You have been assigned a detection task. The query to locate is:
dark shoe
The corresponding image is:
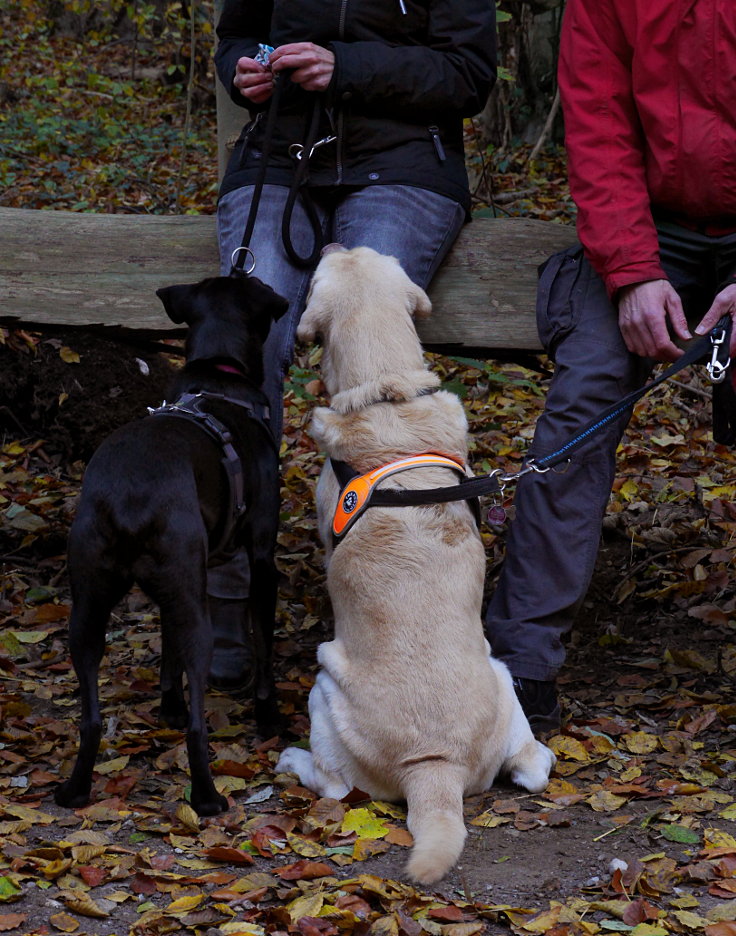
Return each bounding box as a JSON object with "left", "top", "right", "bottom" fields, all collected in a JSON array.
[
  {"left": 512, "top": 677, "right": 561, "bottom": 737},
  {"left": 208, "top": 597, "right": 253, "bottom": 692}
]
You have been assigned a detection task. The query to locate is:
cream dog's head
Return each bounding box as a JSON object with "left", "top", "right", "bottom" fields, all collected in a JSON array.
[{"left": 297, "top": 247, "right": 434, "bottom": 408}]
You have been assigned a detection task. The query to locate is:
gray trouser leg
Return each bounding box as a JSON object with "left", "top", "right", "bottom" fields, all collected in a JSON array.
[{"left": 485, "top": 251, "right": 650, "bottom": 681}]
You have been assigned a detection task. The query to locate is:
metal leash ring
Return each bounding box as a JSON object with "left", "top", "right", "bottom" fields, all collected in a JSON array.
[{"left": 230, "top": 246, "right": 256, "bottom": 276}]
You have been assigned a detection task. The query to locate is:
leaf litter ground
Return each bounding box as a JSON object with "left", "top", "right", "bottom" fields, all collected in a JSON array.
[
  {"left": 1, "top": 6, "right": 735, "bottom": 932},
  {"left": 1, "top": 331, "right": 735, "bottom": 936}
]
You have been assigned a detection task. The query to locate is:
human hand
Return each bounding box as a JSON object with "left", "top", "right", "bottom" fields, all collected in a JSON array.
[
  {"left": 234, "top": 56, "right": 274, "bottom": 104},
  {"left": 268, "top": 42, "right": 335, "bottom": 92},
  {"left": 694, "top": 284, "right": 736, "bottom": 355},
  {"left": 617, "top": 279, "right": 690, "bottom": 361}
]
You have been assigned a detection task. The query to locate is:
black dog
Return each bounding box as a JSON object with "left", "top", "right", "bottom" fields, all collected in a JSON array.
[{"left": 55, "top": 273, "right": 288, "bottom": 816}]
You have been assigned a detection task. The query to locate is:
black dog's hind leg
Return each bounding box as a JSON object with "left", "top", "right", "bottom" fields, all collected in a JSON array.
[
  {"left": 55, "top": 580, "right": 124, "bottom": 808},
  {"left": 159, "top": 594, "right": 228, "bottom": 816},
  {"left": 159, "top": 637, "right": 188, "bottom": 730},
  {"left": 248, "top": 549, "right": 281, "bottom": 736}
]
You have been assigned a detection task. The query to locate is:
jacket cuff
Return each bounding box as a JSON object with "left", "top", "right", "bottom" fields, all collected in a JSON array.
[{"left": 605, "top": 262, "right": 668, "bottom": 301}]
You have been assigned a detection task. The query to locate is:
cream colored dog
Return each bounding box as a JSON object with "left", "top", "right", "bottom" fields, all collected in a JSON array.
[{"left": 277, "top": 246, "right": 554, "bottom": 885}]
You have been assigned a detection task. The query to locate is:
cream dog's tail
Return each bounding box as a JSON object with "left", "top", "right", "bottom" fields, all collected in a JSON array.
[{"left": 403, "top": 762, "right": 467, "bottom": 885}]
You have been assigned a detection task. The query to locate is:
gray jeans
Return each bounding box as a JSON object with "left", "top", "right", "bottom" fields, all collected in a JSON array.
[{"left": 485, "top": 221, "right": 736, "bottom": 681}]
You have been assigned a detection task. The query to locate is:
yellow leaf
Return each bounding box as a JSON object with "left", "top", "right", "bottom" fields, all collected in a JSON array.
[
  {"left": 219, "top": 924, "right": 266, "bottom": 936},
  {"left": 1, "top": 804, "right": 56, "bottom": 824},
  {"left": 720, "top": 804, "right": 736, "bottom": 820},
  {"left": 48, "top": 912, "right": 80, "bottom": 932},
  {"left": 587, "top": 791, "right": 627, "bottom": 813},
  {"left": 341, "top": 808, "right": 389, "bottom": 839},
  {"left": 10, "top": 630, "right": 49, "bottom": 644},
  {"left": 673, "top": 910, "right": 712, "bottom": 929},
  {"left": 286, "top": 832, "right": 325, "bottom": 858},
  {"left": 704, "top": 829, "right": 736, "bottom": 850},
  {"left": 166, "top": 894, "right": 204, "bottom": 913},
  {"left": 619, "top": 479, "right": 639, "bottom": 501},
  {"left": 70, "top": 846, "right": 106, "bottom": 864},
  {"left": 623, "top": 731, "right": 660, "bottom": 754},
  {"left": 520, "top": 905, "right": 563, "bottom": 933},
  {"left": 286, "top": 893, "right": 324, "bottom": 923},
  {"left": 548, "top": 736, "right": 590, "bottom": 762},
  {"left": 175, "top": 803, "right": 200, "bottom": 832},
  {"left": 94, "top": 756, "right": 129, "bottom": 775},
  {"left": 59, "top": 347, "right": 80, "bottom": 364},
  {"left": 353, "top": 839, "right": 389, "bottom": 860},
  {"left": 366, "top": 915, "right": 398, "bottom": 936},
  {"left": 60, "top": 892, "right": 109, "bottom": 919},
  {"left": 470, "top": 811, "right": 511, "bottom": 828}
]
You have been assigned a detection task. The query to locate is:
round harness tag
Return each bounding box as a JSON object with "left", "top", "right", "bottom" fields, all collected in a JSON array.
[{"left": 343, "top": 490, "right": 358, "bottom": 513}]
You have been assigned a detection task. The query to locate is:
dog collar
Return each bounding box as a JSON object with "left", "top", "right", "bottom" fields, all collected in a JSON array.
[{"left": 331, "top": 452, "right": 469, "bottom": 542}]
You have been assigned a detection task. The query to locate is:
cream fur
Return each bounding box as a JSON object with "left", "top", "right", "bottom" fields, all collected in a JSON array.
[{"left": 279, "top": 247, "right": 555, "bottom": 886}]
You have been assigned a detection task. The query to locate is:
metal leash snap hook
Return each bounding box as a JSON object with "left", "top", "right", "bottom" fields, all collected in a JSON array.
[
  {"left": 230, "top": 246, "right": 256, "bottom": 276},
  {"left": 707, "top": 324, "right": 730, "bottom": 383},
  {"left": 308, "top": 134, "right": 337, "bottom": 159}
]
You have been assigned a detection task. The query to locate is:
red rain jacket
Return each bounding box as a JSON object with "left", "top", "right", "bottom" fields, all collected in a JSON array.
[{"left": 559, "top": 0, "right": 736, "bottom": 297}]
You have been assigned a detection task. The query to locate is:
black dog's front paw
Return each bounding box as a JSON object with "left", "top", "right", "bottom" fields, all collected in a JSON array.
[
  {"left": 54, "top": 781, "right": 91, "bottom": 809},
  {"left": 192, "top": 792, "right": 229, "bottom": 817}
]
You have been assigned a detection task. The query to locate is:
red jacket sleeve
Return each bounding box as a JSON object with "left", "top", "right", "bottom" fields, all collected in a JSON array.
[{"left": 559, "top": 0, "right": 666, "bottom": 297}]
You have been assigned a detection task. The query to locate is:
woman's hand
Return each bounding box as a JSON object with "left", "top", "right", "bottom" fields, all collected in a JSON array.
[
  {"left": 268, "top": 42, "right": 335, "bottom": 92},
  {"left": 233, "top": 56, "right": 274, "bottom": 104}
]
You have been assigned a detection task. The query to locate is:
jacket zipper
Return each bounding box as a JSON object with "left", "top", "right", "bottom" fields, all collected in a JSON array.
[{"left": 428, "top": 125, "right": 446, "bottom": 162}]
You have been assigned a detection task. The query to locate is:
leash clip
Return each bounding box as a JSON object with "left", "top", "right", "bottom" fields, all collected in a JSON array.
[
  {"left": 707, "top": 323, "right": 730, "bottom": 384},
  {"left": 289, "top": 134, "right": 337, "bottom": 161}
]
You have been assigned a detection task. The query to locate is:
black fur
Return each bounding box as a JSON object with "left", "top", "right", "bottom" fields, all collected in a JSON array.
[{"left": 55, "top": 274, "right": 288, "bottom": 816}]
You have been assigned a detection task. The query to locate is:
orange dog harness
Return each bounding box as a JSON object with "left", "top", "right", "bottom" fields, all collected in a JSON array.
[{"left": 331, "top": 452, "right": 473, "bottom": 542}]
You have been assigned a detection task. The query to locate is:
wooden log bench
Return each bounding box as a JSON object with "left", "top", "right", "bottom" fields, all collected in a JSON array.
[{"left": 0, "top": 205, "right": 577, "bottom": 359}]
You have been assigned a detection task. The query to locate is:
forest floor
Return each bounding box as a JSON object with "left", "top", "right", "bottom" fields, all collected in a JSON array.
[{"left": 1, "top": 5, "right": 736, "bottom": 936}]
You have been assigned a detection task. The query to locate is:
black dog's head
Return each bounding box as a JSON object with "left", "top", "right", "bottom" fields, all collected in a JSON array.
[{"left": 156, "top": 275, "right": 289, "bottom": 383}]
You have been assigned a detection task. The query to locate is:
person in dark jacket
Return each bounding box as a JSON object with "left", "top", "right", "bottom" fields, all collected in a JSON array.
[
  {"left": 484, "top": 0, "right": 736, "bottom": 736},
  {"left": 208, "top": 0, "right": 497, "bottom": 688}
]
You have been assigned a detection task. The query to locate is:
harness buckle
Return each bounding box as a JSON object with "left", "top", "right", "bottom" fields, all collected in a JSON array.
[{"left": 707, "top": 324, "right": 730, "bottom": 384}]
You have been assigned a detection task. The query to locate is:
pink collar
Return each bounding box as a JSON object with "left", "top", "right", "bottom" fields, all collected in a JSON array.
[{"left": 215, "top": 363, "right": 244, "bottom": 376}]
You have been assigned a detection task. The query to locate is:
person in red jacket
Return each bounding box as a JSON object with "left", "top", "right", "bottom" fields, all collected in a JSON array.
[{"left": 485, "top": 0, "right": 736, "bottom": 736}]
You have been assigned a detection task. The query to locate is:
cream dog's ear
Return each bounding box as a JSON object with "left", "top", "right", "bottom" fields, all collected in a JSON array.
[{"left": 408, "top": 282, "right": 432, "bottom": 319}]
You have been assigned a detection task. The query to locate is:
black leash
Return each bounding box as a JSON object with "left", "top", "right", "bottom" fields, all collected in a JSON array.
[{"left": 230, "top": 77, "right": 328, "bottom": 276}]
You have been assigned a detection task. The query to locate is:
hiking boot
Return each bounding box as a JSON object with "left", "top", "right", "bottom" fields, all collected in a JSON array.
[
  {"left": 208, "top": 596, "right": 253, "bottom": 693},
  {"left": 512, "top": 677, "right": 561, "bottom": 737}
]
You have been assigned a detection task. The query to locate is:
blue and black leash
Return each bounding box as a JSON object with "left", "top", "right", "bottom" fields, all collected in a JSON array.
[
  {"left": 332, "top": 315, "right": 733, "bottom": 522},
  {"left": 528, "top": 313, "right": 732, "bottom": 473}
]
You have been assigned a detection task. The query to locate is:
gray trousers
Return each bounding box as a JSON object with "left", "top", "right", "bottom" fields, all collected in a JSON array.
[{"left": 485, "top": 220, "right": 736, "bottom": 681}]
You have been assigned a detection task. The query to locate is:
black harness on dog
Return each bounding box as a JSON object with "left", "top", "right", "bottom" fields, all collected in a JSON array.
[{"left": 148, "top": 390, "right": 275, "bottom": 563}]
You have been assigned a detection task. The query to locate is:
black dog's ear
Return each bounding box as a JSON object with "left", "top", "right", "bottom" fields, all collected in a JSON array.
[
  {"left": 270, "top": 292, "right": 290, "bottom": 321},
  {"left": 156, "top": 283, "right": 197, "bottom": 325},
  {"left": 245, "top": 276, "right": 289, "bottom": 321}
]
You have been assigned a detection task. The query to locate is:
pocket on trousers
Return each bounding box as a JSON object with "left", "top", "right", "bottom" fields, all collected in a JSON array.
[{"left": 536, "top": 243, "right": 586, "bottom": 356}]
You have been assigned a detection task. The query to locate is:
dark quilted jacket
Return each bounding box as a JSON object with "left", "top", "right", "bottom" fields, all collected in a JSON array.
[{"left": 215, "top": 0, "right": 497, "bottom": 210}]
